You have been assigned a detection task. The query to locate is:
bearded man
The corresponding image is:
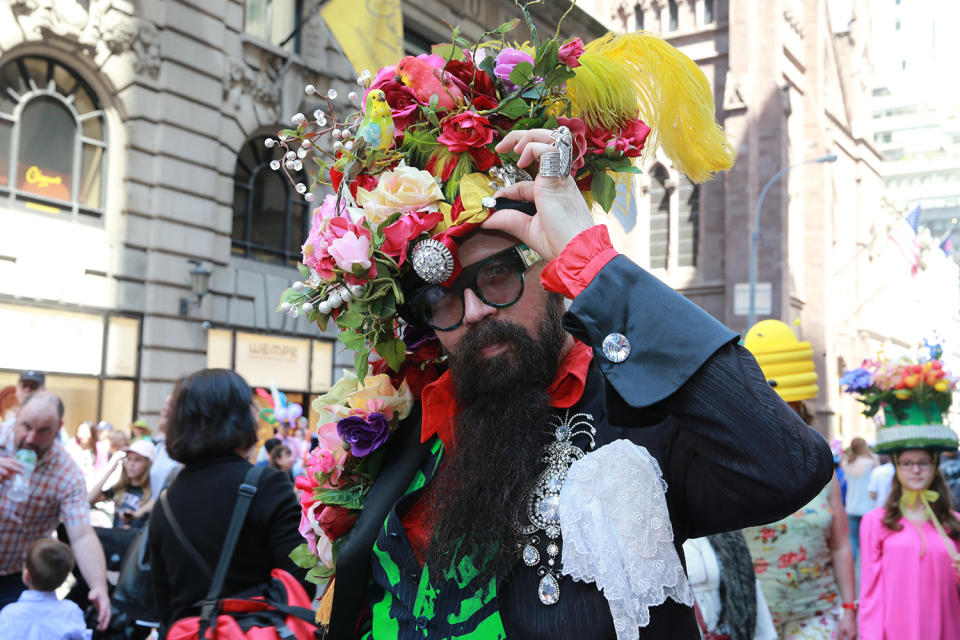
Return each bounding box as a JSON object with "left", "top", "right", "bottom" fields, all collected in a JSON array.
[{"left": 322, "top": 129, "right": 834, "bottom": 639}]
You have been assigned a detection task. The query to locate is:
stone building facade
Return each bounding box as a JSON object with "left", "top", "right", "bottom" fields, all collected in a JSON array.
[{"left": 0, "top": 0, "right": 604, "bottom": 432}]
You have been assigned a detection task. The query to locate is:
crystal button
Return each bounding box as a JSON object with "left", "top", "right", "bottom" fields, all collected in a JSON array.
[
  {"left": 601, "top": 333, "right": 630, "bottom": 362},
  {"left": 538, "top": 574, "right": 560, "bottom": 605},
  {"left": 522, "top": 545, "right": 540, "bottom": 566},
  {"left": 536, "top": 494, "right": 560, "bottom": 522}
]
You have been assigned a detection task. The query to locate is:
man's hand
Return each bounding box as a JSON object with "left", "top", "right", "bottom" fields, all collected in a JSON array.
[
  {"left": 484, "top": 129, "right": 594, "bottom": 262},
  {"left": 88, "top": 583, "right": 111, "bottom": 631},
  {"left": 0, "top": 456, "right": 23, "bottom": 480},
  {"left": 838, "top": 609, "right": 857, "bottom": 640}
]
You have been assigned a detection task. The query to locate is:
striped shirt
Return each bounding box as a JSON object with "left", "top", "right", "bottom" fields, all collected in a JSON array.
[{"left": 0, "top": 422, "right": 89, "bottom": 575}]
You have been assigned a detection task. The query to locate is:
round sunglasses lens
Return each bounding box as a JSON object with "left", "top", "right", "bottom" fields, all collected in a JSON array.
[
  {"left": 421, "top": 286, "right": 463, "bottom": 330},
  {"left": 477, "top": 262, "right": 523, "bottom": 305}
]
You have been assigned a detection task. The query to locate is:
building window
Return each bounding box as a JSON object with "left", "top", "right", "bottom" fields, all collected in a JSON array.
[
  {"left": 634, "top": 4, "right": 645, "bottom": 30},
  {"left": 677, "top": 175, "right": 699, "bottom": 267},
  {"left": 404, "top": 28, "right": 434, "bottom": 56},
  {"left": 0, "top": 56, "right": 107, "bottom": 218},
  {"left": 704, "top": 0, "right": 715, "bottom": 24},
  {"left": 231, "top": 135, "right": 309, "bottom": 265},
  {"left": 649, "top": 165, "right": 669, "bottom": 269},
  {"left": 244, "top": 0, "right": 303, "bottom": 53},
  {"left": 668, "top": 0, "right": 679, "bottom": 31},
  {"left": 895, "top": 19, "right": 900, "bottom": 30}
]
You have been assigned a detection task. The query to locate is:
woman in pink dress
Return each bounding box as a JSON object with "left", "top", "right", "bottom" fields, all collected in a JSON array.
[{"left": 859, "top": 447, "right": 960, "bottom": 639}]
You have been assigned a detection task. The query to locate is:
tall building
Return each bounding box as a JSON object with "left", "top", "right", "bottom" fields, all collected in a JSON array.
[{"left": 0, "top": 0, "right": 603, "bottom": 432}]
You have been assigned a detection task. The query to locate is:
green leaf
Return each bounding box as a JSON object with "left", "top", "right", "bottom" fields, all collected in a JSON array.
[
  {"left": 494, "top": 18, "right": 521, "bottom": 34},
  {"left": 354, "top": 350, "right": 370, "bottom": 380},
  {"left": 509, "top": 61, "right": 534, "bottom": 88},
  {"left": 544, "top": 66, "right": 576, "bottom": 88},
  {"left": 376, "top": 336, "right": 406, "bottom": 372},
  {"left": 498, "top": 97, "right": 529, "bottom": 119},
  {"left": 338, "top": 330, "right": 366, "bottom": 351},
  {"left": 337, "top": 309, "right": 365, "bottom": 330},
  {"left": 533, "top": 39, "right": 560, "bottom": 77},
  {"left": 289, "top": 543, "right": 320, "bottom": 569},
  {"left": 478, "top": 54, "right": 496, "bottom": 79},
  {"left": 591, "top": 170, "right": 617, "bottom": 213},
  {"left": 279, "top": 129, "right": 299, "bottom": 138},
  {"left": 296, "top": 263, "right": 310, "bottom": 278},
  {"left": 432, "top": 43, "right": 466, "bottom": 61},
  {"left": 316, "top": 486, "right": 365, "bottom": 509},
  {"left": 306, "top": 565, "right": 335, "bottom": 584}
]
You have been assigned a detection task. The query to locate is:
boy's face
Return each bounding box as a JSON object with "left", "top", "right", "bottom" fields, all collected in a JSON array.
[{"left": 277, "top": 450, "right": 294, "bottom": 471}]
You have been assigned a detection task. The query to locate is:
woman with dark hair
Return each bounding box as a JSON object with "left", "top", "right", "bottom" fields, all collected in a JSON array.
[
  {"left": 148, "top": 369, "right": 309, "bottom": 628},
  {"left": 859, "top": 448, "right": 960, "bottom": 639}
]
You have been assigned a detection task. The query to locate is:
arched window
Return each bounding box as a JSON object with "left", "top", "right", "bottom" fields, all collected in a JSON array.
[
  {"left": 0, "top": 56, "right": 107, "bottom": 217},
  {"left": 677, "top": 175, "right": 699, "bottom": 267},
  {"left": 231, "top": 136, "right": 309, "bottom": 264},
  {"left": 649, "top": 164, "right": 669, "bottom": 269}
]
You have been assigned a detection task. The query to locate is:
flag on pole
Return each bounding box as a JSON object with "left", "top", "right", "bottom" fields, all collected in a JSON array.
[
  {"left": 940, "top": 232, "right": 953, "bottom": 258},
  {"left": 321, "top": 0, "right": 403, "bottom": 78},
  {"left": 888, "top": 205, "right": 922, "bottom": 275}
]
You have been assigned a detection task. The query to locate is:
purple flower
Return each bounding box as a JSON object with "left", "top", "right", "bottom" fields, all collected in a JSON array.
[
  {"left": 402, "top": 324, "right": 438, "bottom": 350},
  {"left": 840, "top": 368, "right": 873, "bottom": 392},
  {"left": 336, "top": 412, "right": 390, "bottom": 457},
  {"left": 494, "top": 48, "right": 535, "bottom": 91}
]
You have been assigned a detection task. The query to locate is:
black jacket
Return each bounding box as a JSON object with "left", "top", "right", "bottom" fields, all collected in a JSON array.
[
  {"left": 148, "top": 453, "right": 309, "bottom": 626},
  {"left": 328, "top": 254, "right": 835, "bottom": 639}
]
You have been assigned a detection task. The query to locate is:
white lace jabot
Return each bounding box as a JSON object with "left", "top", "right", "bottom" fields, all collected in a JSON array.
[{"left": 558, "top": 439, "right": 693, "bottom": 640}]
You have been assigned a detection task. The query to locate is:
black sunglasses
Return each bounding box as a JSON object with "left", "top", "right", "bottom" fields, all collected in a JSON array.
[{"left": 409, "top": 244, "right": 541, "bottom": 331}]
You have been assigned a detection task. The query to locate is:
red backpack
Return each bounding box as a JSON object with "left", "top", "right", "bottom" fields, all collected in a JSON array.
[{"left": 163, "top": 467, "right": 320, "bottom": 640}]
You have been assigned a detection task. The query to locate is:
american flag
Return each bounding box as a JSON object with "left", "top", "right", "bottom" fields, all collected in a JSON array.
[
  {"left": 889, "top": 205, "right": 922, "bottom": 275},
  {"left": 939, "top": 232, "right": 953, "bottom": 258}
]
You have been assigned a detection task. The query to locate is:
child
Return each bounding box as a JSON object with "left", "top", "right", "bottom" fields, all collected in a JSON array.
[
  {"left": 88, "top": 439, "right": 155, "bottom": 530},
  {"left": 0, "top": 538, "right": 91, "bottom": 640},
  {"left": 269, "top": 443, "right": 295, "bottom": 482}
]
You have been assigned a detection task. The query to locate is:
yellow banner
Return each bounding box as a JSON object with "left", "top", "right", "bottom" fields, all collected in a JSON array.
[{"left": 321, "top": 0, "right": 403, "bottom": 75}]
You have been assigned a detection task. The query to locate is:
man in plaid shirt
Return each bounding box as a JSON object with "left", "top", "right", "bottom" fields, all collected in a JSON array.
[{"left": 0, "top": 391, "right": 110, "bottom": 631}]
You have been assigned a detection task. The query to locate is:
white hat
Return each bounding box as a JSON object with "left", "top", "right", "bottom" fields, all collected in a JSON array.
[{"left": 124, "top": 440, "right": 156, "bottom": 461}]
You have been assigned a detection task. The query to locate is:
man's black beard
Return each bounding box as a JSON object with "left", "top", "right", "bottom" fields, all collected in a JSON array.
[{"left": 426, "top": 293, "right": 567, "bottom": 584}]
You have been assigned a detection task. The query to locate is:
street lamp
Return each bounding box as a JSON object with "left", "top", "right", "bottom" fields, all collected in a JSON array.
[
  {"left": 179, "top": 259, "right": 213, "bottom": 315},
  {"left": 747, "top": 153, "right": 838, "bottom": 329}
]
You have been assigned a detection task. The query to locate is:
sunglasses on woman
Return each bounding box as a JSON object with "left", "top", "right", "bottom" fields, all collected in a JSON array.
[{"left": 409, "top": 244, "right": 541, "bottom": 331}]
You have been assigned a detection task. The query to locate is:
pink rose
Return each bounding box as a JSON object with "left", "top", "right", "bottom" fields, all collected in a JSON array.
[
  {"left": 381, "top": 211, "right": 443, "bottom": 263},
  {"left": 328, "top": 230, "right": 372, "bottom": 275},
  {"left": 494, "top": 48, "right": 535, "bottom": 91},
  {"left": 558, "top": 38, "right": 584, "bottom": 68},
  {"left": 437, "top": 111, "right": 495, "bottom": 153}
]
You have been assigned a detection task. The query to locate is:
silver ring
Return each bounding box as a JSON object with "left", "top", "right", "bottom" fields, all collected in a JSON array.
[{"left": 539, "top": 126, "right": 572, "bottom": 178}]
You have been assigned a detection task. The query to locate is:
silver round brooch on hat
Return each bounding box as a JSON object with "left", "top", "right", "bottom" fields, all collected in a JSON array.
[
  {"left": 410, "top": 238, "right": 455, "bottom": 284},
  {"left": 538, "top": 126, "right": 573, "bottom": 179}
]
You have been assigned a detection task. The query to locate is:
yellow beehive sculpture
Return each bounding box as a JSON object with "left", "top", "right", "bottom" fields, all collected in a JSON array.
[{"left": 744, "top": 320, "right": 819, "bottom": 402}]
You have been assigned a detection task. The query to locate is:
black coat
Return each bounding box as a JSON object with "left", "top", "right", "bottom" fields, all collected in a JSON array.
[
  {"left": 148, "top": 453, "right": 309, "bottom": 626},
  {"left": 328, "top": 254, "right": 835, "bottom": 639}
]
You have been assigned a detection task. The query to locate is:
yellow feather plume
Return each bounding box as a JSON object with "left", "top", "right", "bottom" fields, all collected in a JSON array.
[{"left": 567, "top": 32, "right": 736, "bottom": 183}]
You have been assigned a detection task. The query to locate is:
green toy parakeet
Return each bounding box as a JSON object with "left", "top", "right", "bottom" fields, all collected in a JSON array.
[{"left": 355, "top": 89, "right": 394, "bottom": 150}]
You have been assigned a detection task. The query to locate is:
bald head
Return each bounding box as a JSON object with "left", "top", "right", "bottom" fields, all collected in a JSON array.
[{"left": 15, "top": 391, "right": 64, "bottom": 455}]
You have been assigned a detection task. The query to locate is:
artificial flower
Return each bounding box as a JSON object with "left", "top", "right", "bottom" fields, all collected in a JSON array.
[
  {"left": 318, "top": 505, "right": 359, "bottom": 541},
  {"left": 558, "top": 37, "right": 584, "bottom": 68},
  {"left": 586, "top": 117, "right": 651, "bottom": 158},
  {"left": 381, "top": 210, "right": 444, "bottom": 263},
  {"left": 557, "top": 116, "right": 588, "bottom": 172},
  {"left": 328, "top": 230, "right": 372, "bottom": 275},
  {"left": 355, "top": 162, "right": 446, "bottom": 224},
  {"left": 437, "top": 111, "right": 496, "bottom": 153},
  {"left": 336, "top": 412, "right": 390, "bottom": 457},
  {"left": 494, "top": 48, "right": 535, "bottom": 91},
  {"left": 444, "top": 59, "right": 497, "bottom": 98},
  {"left": 343, "top": 373, "right": 414, "bottom": 420}
]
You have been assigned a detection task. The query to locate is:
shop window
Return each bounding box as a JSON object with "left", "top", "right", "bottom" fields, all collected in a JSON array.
[
  {"left": 668, "top": 0, "right": 679, "bottom": 31},
  {"left": 244, "top": 0, "right": 303, "bottom": 53},
  {"left": 231, "top": 135, "right": 309, "bottom": 265},
  {"left": 0, "top": 56, "right": 107, "bottom": 217},
  {"left": 677, "top": 175, "right": 700, "bottom": 267},
  {"left": 649, "top": 165, "right": 669, "bottom": 269}
]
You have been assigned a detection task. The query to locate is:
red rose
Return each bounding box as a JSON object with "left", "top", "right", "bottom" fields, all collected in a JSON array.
[
  {"left": 330, "top": 169, "right": 379, "bottom": 200},
  {"left": 445, "top": 60, "right": 497, "bottom": 98},
  {"left": 585, "top": 118, "right": 651, "bottom": 158},
  {"left": 437, "top": 111, "right": 495, "bottom": 153},
  {"left": 558, "top": 38, "right": 584, "bottom": 68},
  {"left": 318, "top": 505, "right": 358, "bottom": 541}
]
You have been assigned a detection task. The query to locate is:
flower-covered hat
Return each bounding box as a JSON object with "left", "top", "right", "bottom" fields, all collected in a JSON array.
[
  {"left": 275, "top": 11, "right": 738, "bottom": 618},
  {"left": 840, "top": 340, "right": 958, "bottom": 453},
  {"left": 744, "top": 320, "right": 819, "bottom": 403}
]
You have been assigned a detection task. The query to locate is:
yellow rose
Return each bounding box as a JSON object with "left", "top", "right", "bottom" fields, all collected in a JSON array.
[
  {"left": 344, "top": 374, "right": 414, "bottom": 420},
  {"left": 934, "top": 380, "right": 950, "bottom": 392},
  {"left": 355, "top": 162, "right": 445, "bottom": 224},
  {"left": 894, "top": 389, "right": 912, "bottom": 400}
]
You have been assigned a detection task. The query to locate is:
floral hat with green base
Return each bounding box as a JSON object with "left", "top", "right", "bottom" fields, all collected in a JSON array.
[
  {"left": 271, "top": 3, "right": 737, "bottom": 623},
  {"left": 840, "top": 338, "right": 958, "bottom": 454}
]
